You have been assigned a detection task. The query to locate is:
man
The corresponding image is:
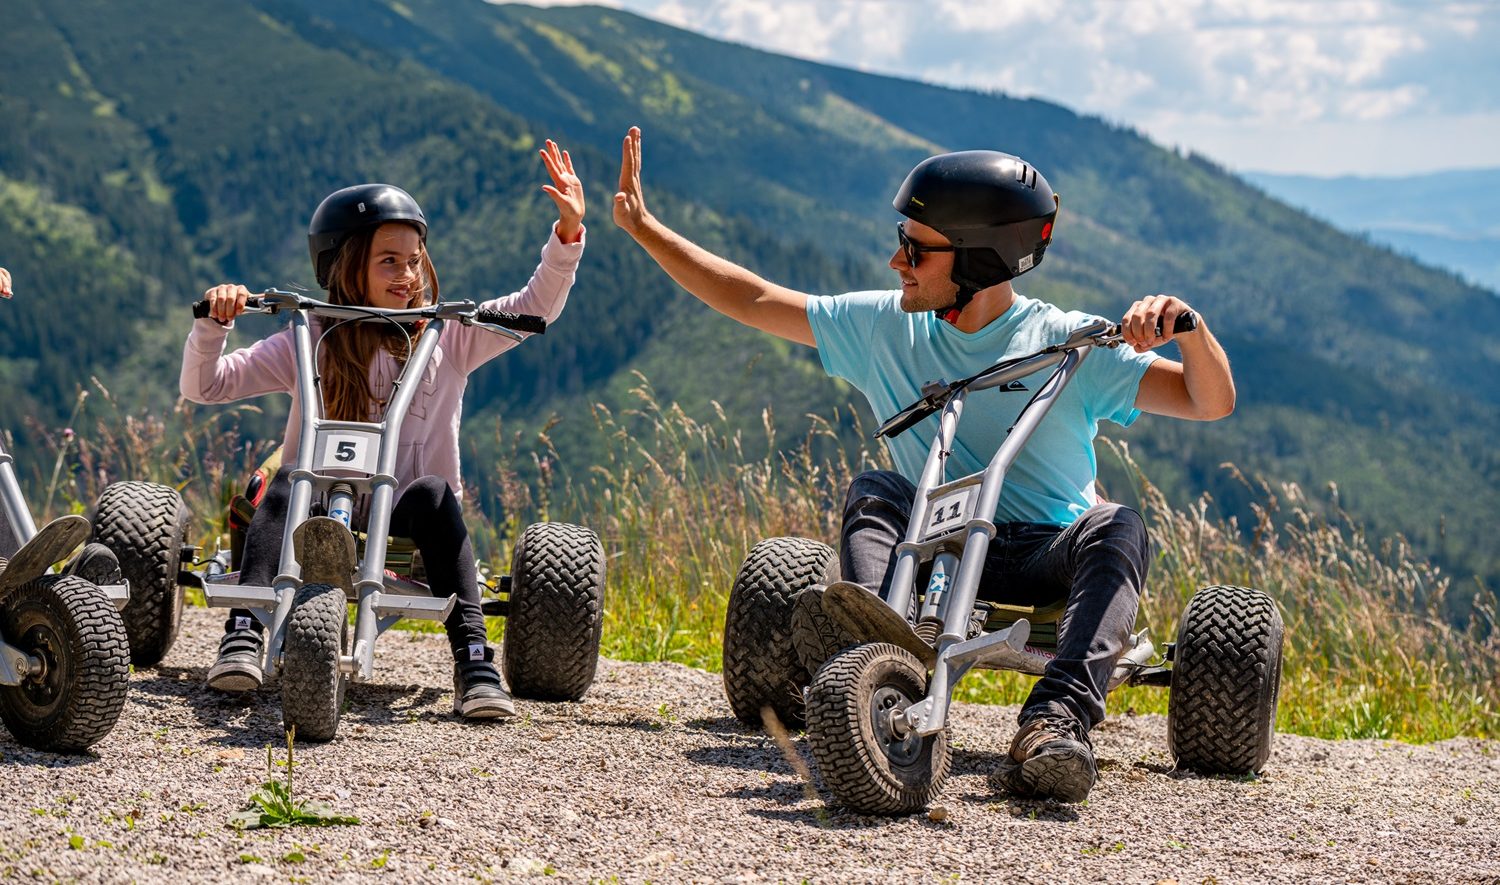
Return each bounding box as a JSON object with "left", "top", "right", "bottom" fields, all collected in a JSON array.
[{"left": 611, "top": 127, "right": 1234, "bottom": 802}]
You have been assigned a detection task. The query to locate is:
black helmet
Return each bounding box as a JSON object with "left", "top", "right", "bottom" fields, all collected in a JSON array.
[
  {"left": 893, "top": 151, "right": 1058, "bottom": 310},
  {"left": 308, "top": 183, "right": 428, "bottom": 288}
]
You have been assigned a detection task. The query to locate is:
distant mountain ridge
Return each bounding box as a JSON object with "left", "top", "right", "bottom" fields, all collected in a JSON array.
[
  {"left": 0, "top": 0, "right": 1494, "bottom": 601},
  {"left": 1243, "top": 168, "right": 1500, "bottom": 294}
]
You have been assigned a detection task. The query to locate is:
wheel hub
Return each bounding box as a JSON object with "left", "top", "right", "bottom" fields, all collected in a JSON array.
[
  {"left": 18, "top": 624, "right": 64, "bottom": 709},
  {"left": 870, "top": 685, "right": 922, "bottom": 766}
]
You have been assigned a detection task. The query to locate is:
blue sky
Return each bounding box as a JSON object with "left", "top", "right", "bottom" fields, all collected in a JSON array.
[{"left": 519, "top": 0, "right": 1499, "bottom": 176}]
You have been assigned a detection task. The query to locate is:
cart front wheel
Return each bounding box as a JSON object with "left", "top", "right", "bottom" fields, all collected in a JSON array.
[
  {"left": 280, "top": 583, "right": 348, "bottom": 742},
  {"left": 0, "top": 576, "right": 129, "bottom": 752},
  {"left": 805, "top": 642, "right": 950, "bottom": 815}
]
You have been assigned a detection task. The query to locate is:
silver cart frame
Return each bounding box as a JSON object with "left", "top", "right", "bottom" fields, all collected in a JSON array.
[
  {"left": 200, "top": 290, "right": 528, "bottom": 683},
  {"left": 820, "top": 316, "right": 1193, "bottom": 738}
]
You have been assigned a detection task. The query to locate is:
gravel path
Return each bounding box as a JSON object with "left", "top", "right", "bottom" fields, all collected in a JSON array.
[{"left": 1, "top": 605, "right": 1495, "bottom": 883}]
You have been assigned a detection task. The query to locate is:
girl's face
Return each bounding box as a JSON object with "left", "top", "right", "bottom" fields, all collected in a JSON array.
[{"left": 364, "top": 222, "right": 426, "bottom": 309}]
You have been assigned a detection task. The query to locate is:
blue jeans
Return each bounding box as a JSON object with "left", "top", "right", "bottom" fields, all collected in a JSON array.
[{"left": 839, "top": 470, "right": 1150, "bottom": 730}]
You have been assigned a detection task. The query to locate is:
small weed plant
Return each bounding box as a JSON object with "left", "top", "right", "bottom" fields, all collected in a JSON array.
[{"left": 229, "top": 729, "right": 359, "bottom": 830}]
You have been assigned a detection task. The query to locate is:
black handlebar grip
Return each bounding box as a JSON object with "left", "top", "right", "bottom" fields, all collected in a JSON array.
[
  {"left": 476, "top": 309, "right": 546, "bottom": 335},
  {"left": 192, "top": 296, "right": 266, "bottom": 319},
  {"left": 1152, "top": 310, "right": 1199, "bottom": 336}
]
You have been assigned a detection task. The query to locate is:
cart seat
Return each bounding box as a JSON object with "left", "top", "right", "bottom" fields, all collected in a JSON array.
[{"left": 981, "top": 598, "right": 1067, "bottom": 651}]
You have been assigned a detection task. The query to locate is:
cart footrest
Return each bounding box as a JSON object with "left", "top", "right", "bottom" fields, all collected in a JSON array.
[
  {"left": 374, "top": 593, "right": 454, "bottom": 621},
  {"left": 98, "top": 582, "right": 130, "bottom": 611},
  {"left": 203, "top": 581, "right": 277, "bottom": 611}
]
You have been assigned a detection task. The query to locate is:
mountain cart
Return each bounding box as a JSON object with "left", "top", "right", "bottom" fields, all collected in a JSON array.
[
  {"left": 722, "top": 311, "right": 1284, "bottom": 813},
  {"left": 190, "top": 290, "right": 605, "bottom": 741},
  {"left": 0, "top": 435, "right": 131, "bottom": 751}
]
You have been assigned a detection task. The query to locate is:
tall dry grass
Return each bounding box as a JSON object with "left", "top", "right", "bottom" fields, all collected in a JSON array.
[{"left": 21, "top": 378, "right": 1498, "bottom": 742}]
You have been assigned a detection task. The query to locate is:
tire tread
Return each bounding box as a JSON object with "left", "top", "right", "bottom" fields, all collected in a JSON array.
[
  {"left": 91, "top": 481, "right": 190, "bottom": 667},
  {"left": 502, "top": 522, "right": 606, "bottom": 701},
  {"left": 1169, "top": 584, "right": 1284, "bottom": 775},
  {"left": 721, "top": 537, "right": 836, "bottom": 729}
]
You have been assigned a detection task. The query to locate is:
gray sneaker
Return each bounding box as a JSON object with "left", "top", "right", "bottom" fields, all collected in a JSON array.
[
  {"left": 790, "top": 584, "right": 858, "bottom": 674},
  {"left": 453, "top": 645, "right": 515, "bottom": 720},
  {"left": 206, "top": 622, "right": 265, "bottom": 693},
  {"left": 989, "top": 709, "right": 1098, "bottom": 802}
]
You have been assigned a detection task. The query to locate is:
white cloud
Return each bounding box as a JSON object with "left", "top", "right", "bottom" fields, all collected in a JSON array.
[{"left": 512, "top": 0, "right": 1500, "bottom": 173}]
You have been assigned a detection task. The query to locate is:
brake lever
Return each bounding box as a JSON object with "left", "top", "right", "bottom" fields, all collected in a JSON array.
[{"left": 469, "top": 321, "right": 526, "bottom": 343}]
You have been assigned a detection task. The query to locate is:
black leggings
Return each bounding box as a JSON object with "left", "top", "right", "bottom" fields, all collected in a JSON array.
[{"left": 230, "top": 467, "right": 487, "bottom": 657}]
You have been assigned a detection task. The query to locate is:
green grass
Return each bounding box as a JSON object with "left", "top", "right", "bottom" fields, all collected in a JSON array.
[{"left": 30, "top": 379, "right": 1500, "bottom": 743}]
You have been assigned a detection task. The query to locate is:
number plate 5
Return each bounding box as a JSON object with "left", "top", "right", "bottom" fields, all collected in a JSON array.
[{"left": 314, "top": 430, "right": 380, "bottom": 475}]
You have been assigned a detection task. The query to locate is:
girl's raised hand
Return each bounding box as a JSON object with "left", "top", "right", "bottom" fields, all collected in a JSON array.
[
  {"left": 203, "top": 283, "right": 252, "bottom": 325},
  {"left": 540, "top": 139, "right": 585, "bottom": 244},
  {"left": 0, "top": 267, "right": 11, "bottom": 299}
]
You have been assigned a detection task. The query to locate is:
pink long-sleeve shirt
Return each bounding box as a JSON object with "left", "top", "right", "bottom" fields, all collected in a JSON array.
[{"left": 180, "top": 228, "right": 584, "bottom": 500}]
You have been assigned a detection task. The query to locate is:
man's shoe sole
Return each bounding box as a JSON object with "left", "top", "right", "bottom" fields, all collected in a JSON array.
[
  {"left": 989, "top": 747, "right": 1096, "bottom": 803},
  {"left": 1018, "top": 746, "right": 1096, "bottom": 803}
]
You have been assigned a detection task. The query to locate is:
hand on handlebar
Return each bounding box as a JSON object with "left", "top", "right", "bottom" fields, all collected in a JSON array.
[
  {"left": 1121, "top": 294, "right": 1196, "bottom": 353},
  {"left": 201, "top": 283, "right": 254, "bottom": 324}
]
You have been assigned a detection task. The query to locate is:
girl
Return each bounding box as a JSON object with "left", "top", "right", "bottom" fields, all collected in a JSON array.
[{"left": 181, "top": 140, "right": 586, "bottom": 720}]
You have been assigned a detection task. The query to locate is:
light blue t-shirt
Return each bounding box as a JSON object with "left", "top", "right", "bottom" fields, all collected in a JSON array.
[{"left": 807, "top": 290, "right": 1159, "bottom": 526}]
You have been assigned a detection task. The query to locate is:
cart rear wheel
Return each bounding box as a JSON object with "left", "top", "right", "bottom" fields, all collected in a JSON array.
[
  {"left": 722, "top": 537, "right": 836, "bottom": 730},
  {"left": 1169, "top": 584, "right": 1283, "bottom": 775},
  {"left": 92, "top": 482, "right": 191, "bottom": 667},
  {"left": 502, "top": 522, "right": 606, "bottom": 701}
]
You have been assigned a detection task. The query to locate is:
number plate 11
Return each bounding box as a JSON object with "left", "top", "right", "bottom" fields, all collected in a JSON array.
[{"left": 923, "top": 485, "right": 976, "bottom": 539}]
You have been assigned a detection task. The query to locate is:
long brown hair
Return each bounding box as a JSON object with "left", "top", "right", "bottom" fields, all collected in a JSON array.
[{"left": 319, "top": 223, "right": 440, "bottom": 421}]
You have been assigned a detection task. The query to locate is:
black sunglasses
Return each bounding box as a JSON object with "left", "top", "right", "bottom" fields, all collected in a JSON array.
[{"left": 896, "top": 222, "right": 955, "bottom": 268}]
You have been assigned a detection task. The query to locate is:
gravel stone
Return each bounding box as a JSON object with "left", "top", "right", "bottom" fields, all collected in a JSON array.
[{"left": 0, "top": 605, "right": 1494, "bottom": 883}]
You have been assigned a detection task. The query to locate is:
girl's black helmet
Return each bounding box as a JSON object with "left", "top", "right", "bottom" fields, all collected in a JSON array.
[
  {"left": 308, "top": 183, "right": 427, "bottom": 288},
  {"left": 893, "top": 150, "right": 1058, "bottom": 294}
]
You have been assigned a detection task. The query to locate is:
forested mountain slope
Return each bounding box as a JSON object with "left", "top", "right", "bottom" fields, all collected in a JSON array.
[{"left": 0, "top": 0, "right": 1494, "bottom": 597}]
